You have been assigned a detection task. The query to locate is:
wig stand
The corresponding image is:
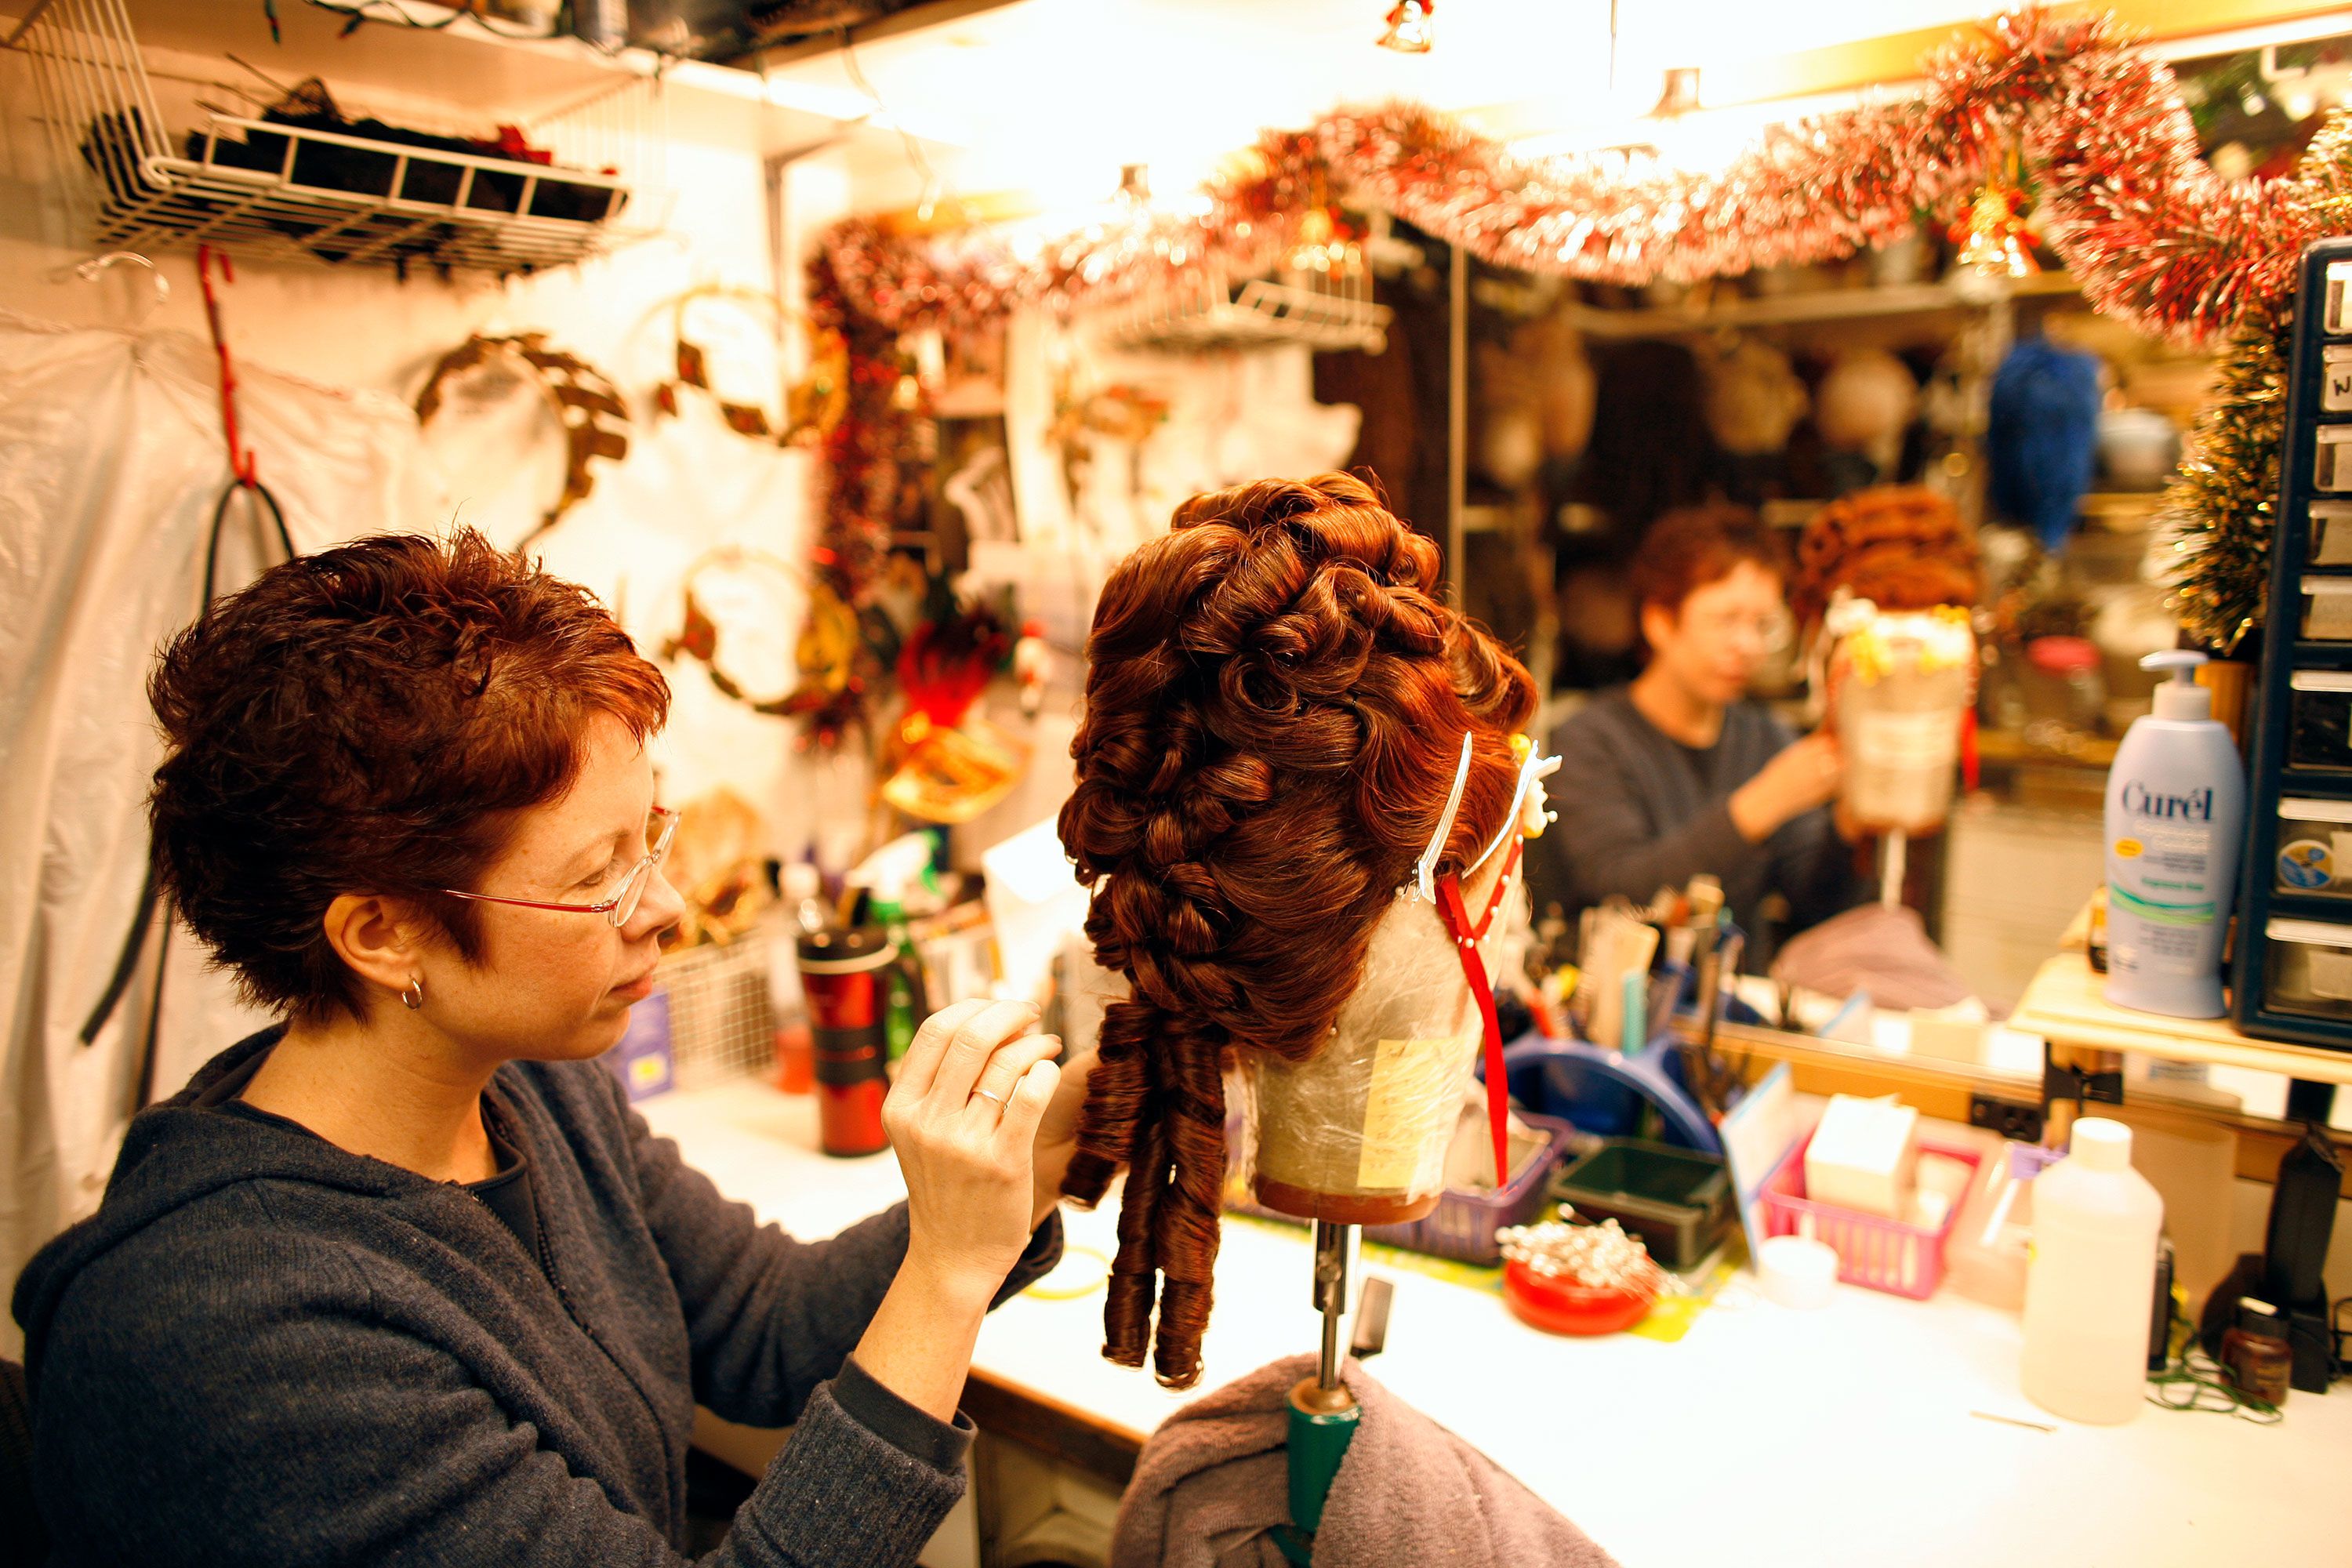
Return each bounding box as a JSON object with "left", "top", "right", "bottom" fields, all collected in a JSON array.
[
  {"left": 1275, "top": 1221, "right": 1361, "bottom": 1564},
  {"left": 1878, "top": 827, "right": 1908, "bottom": 908}
]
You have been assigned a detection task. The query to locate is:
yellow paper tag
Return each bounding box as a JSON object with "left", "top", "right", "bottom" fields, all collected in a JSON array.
[{"left": 1356, "top": 1034, "right": 1469, "bottom": 1189}]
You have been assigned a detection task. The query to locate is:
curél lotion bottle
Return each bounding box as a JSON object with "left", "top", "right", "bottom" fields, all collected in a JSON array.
[{"left": 2103, "top": 651, "right": 2246, "bottom": 1018}]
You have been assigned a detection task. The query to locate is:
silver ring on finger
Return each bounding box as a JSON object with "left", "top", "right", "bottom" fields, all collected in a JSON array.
[{"left": 973, "top": 1087, "right": 1008, "bottom": 1106}]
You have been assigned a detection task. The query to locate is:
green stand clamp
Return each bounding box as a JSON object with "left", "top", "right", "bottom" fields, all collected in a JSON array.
[{"left": 1274, "top": 1377, "right": 1359, "bottom": 1564}]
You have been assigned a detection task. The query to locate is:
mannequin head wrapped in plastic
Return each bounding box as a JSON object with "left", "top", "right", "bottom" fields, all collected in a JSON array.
[{"left": 1057, "top": 473, "right": 1539, "bottom": 1388}]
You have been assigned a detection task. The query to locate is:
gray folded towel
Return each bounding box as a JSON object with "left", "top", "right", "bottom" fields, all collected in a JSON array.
[
  {"left": 1110, "top": 1352, "right": 1619, "bottom": 1568},
  {"left": 1771, "top": 900, "right": 1976, "bottom": 1012}
]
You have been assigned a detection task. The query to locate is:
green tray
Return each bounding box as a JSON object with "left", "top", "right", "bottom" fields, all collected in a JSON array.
[{"left": 1547, "top": 1138, "right": 1730, "bottom": 1270}]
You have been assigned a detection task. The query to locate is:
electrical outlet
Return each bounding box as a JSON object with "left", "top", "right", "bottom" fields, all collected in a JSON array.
[{"left": 1969, "top": 1091, "right": 2045, "bottom": 1144}]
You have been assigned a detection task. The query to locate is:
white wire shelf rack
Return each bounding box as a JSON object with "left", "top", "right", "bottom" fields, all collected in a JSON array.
[
  {"left": 1089, "top": 256, "right": 1392, "bottom": 355},
  {"left": 9, "top": 0, "right": 668, "bottom": 276}
]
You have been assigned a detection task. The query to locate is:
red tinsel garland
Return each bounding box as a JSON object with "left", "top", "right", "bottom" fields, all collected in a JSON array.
[
  {"left": 807, "top": 249, "right": 907, "bottom": 602},
  {"left": 817, "top": 9, "right": 2344, "bottom": 350},
  {"left": 799, "top": 5, "right": 2352, "bottom": 743}
]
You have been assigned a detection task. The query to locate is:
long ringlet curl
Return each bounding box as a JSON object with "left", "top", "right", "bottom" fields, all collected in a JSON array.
[{"left": 1057, "top": 473, "right": 1537, "bottom": 1388}]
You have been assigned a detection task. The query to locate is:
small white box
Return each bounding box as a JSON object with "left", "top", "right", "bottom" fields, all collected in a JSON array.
[{"left": 1804, "top": 1094, "right": 1921, "bottom": 1221}]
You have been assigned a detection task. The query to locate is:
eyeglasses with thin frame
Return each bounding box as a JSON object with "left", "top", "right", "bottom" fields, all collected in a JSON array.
[
  {"left": 1687, "top": 606, "right": 1792, "bottom": 653},
  {"left": 437, "top": 806, "right": 680, "bottom": 928}
]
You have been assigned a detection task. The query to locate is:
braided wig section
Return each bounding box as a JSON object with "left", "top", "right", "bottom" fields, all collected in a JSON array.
[{"left": 1056, "top": 473, "right": 1536, "bottom": 1387}]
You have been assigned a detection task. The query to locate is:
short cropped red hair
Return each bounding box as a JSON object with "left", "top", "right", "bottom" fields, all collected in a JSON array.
[
  {"left": 1628, "top": 502, "right": 1787, "bottom": 618},
  {"left": 147, "top": 529, "right": 669, "bottom": 1023}
]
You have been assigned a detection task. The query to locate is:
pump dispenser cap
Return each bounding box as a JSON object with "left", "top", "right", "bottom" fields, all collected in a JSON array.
[
  {"left": 2142, "top": 649, "right": 2212, "bottom": 722},
  {"left": 2069, "top": 1116, "right": 2134, "bottom": 1172}
]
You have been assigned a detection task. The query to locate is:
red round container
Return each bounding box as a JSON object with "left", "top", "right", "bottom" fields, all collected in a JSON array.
[
  {"left": 797, "top": 926, "right": 895, "bottom": 1157},
  {"left": 1501, "top": 1260, "right": 1656, "bottom": 1337}
]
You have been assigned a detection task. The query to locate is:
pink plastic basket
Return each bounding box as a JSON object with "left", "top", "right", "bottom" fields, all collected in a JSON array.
[{"left": 1756, "top": 1131, "right": 1980, "bottom": 1300}]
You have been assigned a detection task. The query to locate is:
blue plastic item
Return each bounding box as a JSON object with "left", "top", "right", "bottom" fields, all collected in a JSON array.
[
  {"left": 1486, "top": 1033, "right": 1722, "bottom": 1156},
  {"left": 1989, "top": 335, "right": 2103, "bottom": 550}
]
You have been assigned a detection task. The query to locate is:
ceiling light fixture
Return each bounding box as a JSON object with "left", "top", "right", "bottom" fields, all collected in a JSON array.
[{"left": 1378, "top": 0, "right": 1434, "bottom": 54}]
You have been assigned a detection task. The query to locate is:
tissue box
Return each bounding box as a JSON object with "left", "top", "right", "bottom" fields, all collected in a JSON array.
[{"left": 1803, "top": 1094, "right": 1920, "bottom": 1220}]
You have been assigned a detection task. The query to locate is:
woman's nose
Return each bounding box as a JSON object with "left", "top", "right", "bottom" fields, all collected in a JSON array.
[{"left": 628, "top": 865, "right": 686, "bottom": 942}]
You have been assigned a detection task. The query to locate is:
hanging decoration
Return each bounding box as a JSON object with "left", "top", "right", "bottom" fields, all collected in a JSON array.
[
  {"left": 655, "top": 543, "right": 881, "bottom": 751},
  {"left": 1949, "top": 176, "right": 2042, "bottom": 279},
  {"left": 657, "top": 547, "right": 805, "bottom": 709},
  {"left": 816, "top": 9, "right": 2350, "bottom": 351},
  {"left": 806, "top": 250, "right": 922, "bottom": 608},
  {"left": 655, "top": 336, "right": 774, "bottom": 437},
  {"left": 413, "top": 332, "right": 629, "bottom": 552},
  {"left": 649, "top": 284, "right": 848, "bottom": 448},
  {"left": 1377, "top": 0, "right": 1435, "bottom": 56},
  {"left": 877, "top": 586, "right": 1028, "bottom": 824},
  {"left": 2164, "top": 303, "right": 2290, "bottom": 655}
]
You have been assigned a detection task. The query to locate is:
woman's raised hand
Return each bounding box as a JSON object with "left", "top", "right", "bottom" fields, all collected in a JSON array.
[{"left": 884, "top": 998, "right": 1062, "bottom": 1298}]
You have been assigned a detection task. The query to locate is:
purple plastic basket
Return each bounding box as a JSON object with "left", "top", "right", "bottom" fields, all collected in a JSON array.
[{"left": 1361, "top": 1113, "right": 1576, "bottom": 1265}]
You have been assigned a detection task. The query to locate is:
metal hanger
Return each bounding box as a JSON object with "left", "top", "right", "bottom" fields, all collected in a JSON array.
[{"left": 72, "top": 251, "right": 167, "bottom": 330}]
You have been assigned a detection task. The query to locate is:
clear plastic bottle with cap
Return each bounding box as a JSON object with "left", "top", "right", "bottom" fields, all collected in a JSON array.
[
  {"left": 2021, "top": 1117, "right": 2165, "bottom": 1425},
  {"left": 2102, "top": 650, "right": 2245, "bottom": 1018}
]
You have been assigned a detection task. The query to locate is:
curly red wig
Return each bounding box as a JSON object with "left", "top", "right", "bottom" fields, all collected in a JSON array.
[
  {"left": 1057, "top": 473, "right": 1536, "bottom": 1387},
  {"left": 147, "top": 528, "right": 669, "bottom": 1023},
  {"left": 1791, "top": 485, "right": 1982, "bottom": 630}
]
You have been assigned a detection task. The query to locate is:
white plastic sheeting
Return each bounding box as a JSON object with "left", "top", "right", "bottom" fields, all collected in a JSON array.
[{"left": 0, "top": 311, "right": 432, "bottom": 1350}]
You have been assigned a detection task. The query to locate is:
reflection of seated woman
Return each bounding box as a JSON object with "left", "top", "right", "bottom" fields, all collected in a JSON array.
[{"left": 1536, "top": 504, "right": 1863, "bottom": 952}]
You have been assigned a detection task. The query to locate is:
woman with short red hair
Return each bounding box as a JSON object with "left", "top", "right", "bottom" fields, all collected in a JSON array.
[
  {"left": 1534, "top": 503, "right": 1863, "bottom": 956},
  {"left": 11, "top": 531, "right": 1084, "bottom": 1566}
]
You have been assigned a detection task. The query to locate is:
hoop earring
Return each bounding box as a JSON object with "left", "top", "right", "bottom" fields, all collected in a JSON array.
[{"left": 400, "top": 978, "right": 425, "bottom": 1011}]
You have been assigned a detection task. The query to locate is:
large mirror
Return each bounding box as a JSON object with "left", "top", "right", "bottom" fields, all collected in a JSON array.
[{"left": 1296, "top": 34, "right": 2349, "bottom": 1039}]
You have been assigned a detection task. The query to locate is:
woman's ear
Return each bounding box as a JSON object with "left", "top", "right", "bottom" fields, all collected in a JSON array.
[
  {"left": 318, "top": 893, "right": 428, "bottom": 996},
  {"left": 1638, "top": 598, "right": 1676, "bottom": 655}
]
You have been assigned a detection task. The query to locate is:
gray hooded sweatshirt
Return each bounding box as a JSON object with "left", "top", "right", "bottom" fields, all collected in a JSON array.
[{"left": 11, "top": 1029, "right": 1061, "bottom": 1566}]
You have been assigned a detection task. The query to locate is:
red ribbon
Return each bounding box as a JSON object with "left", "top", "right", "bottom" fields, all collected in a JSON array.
[{"left": 1436, "top": 859, "right": 1515, "bottom": 1189}]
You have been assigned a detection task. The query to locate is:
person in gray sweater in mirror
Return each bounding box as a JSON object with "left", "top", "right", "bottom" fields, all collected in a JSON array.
[
  {"left": 13, "top": 531, "right": 1087, "bottom": 1566},
  {"left": 1535, "top": 504, "right": 1864, "bottom": 958}
]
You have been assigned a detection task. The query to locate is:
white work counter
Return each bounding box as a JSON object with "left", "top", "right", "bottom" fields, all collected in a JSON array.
[{"left": 643, "top": 1079, "right": 2350, "bottom": 1568}]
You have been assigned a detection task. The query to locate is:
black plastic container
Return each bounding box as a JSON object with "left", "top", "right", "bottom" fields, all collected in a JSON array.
[{"left": 1548, "top": 1138, "right": 1731, "bottom": 1269}]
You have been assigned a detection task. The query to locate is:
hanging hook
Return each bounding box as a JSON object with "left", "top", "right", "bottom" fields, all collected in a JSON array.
[
  {"left": 73, "top": 252, "right": 168, "bottom": 329},
  {"left": 195, "top": 245, "right": 258, "bottom": 489}
]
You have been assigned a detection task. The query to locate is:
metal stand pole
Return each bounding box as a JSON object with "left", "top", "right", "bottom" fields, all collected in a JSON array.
[{"left": 1278, "top": 1221, "right": 1362, "bottom": 1563}]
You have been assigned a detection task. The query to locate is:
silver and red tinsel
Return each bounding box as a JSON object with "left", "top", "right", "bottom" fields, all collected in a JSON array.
[{"left": 818, "top": 9, "right": 2352, "bottom": 350}]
